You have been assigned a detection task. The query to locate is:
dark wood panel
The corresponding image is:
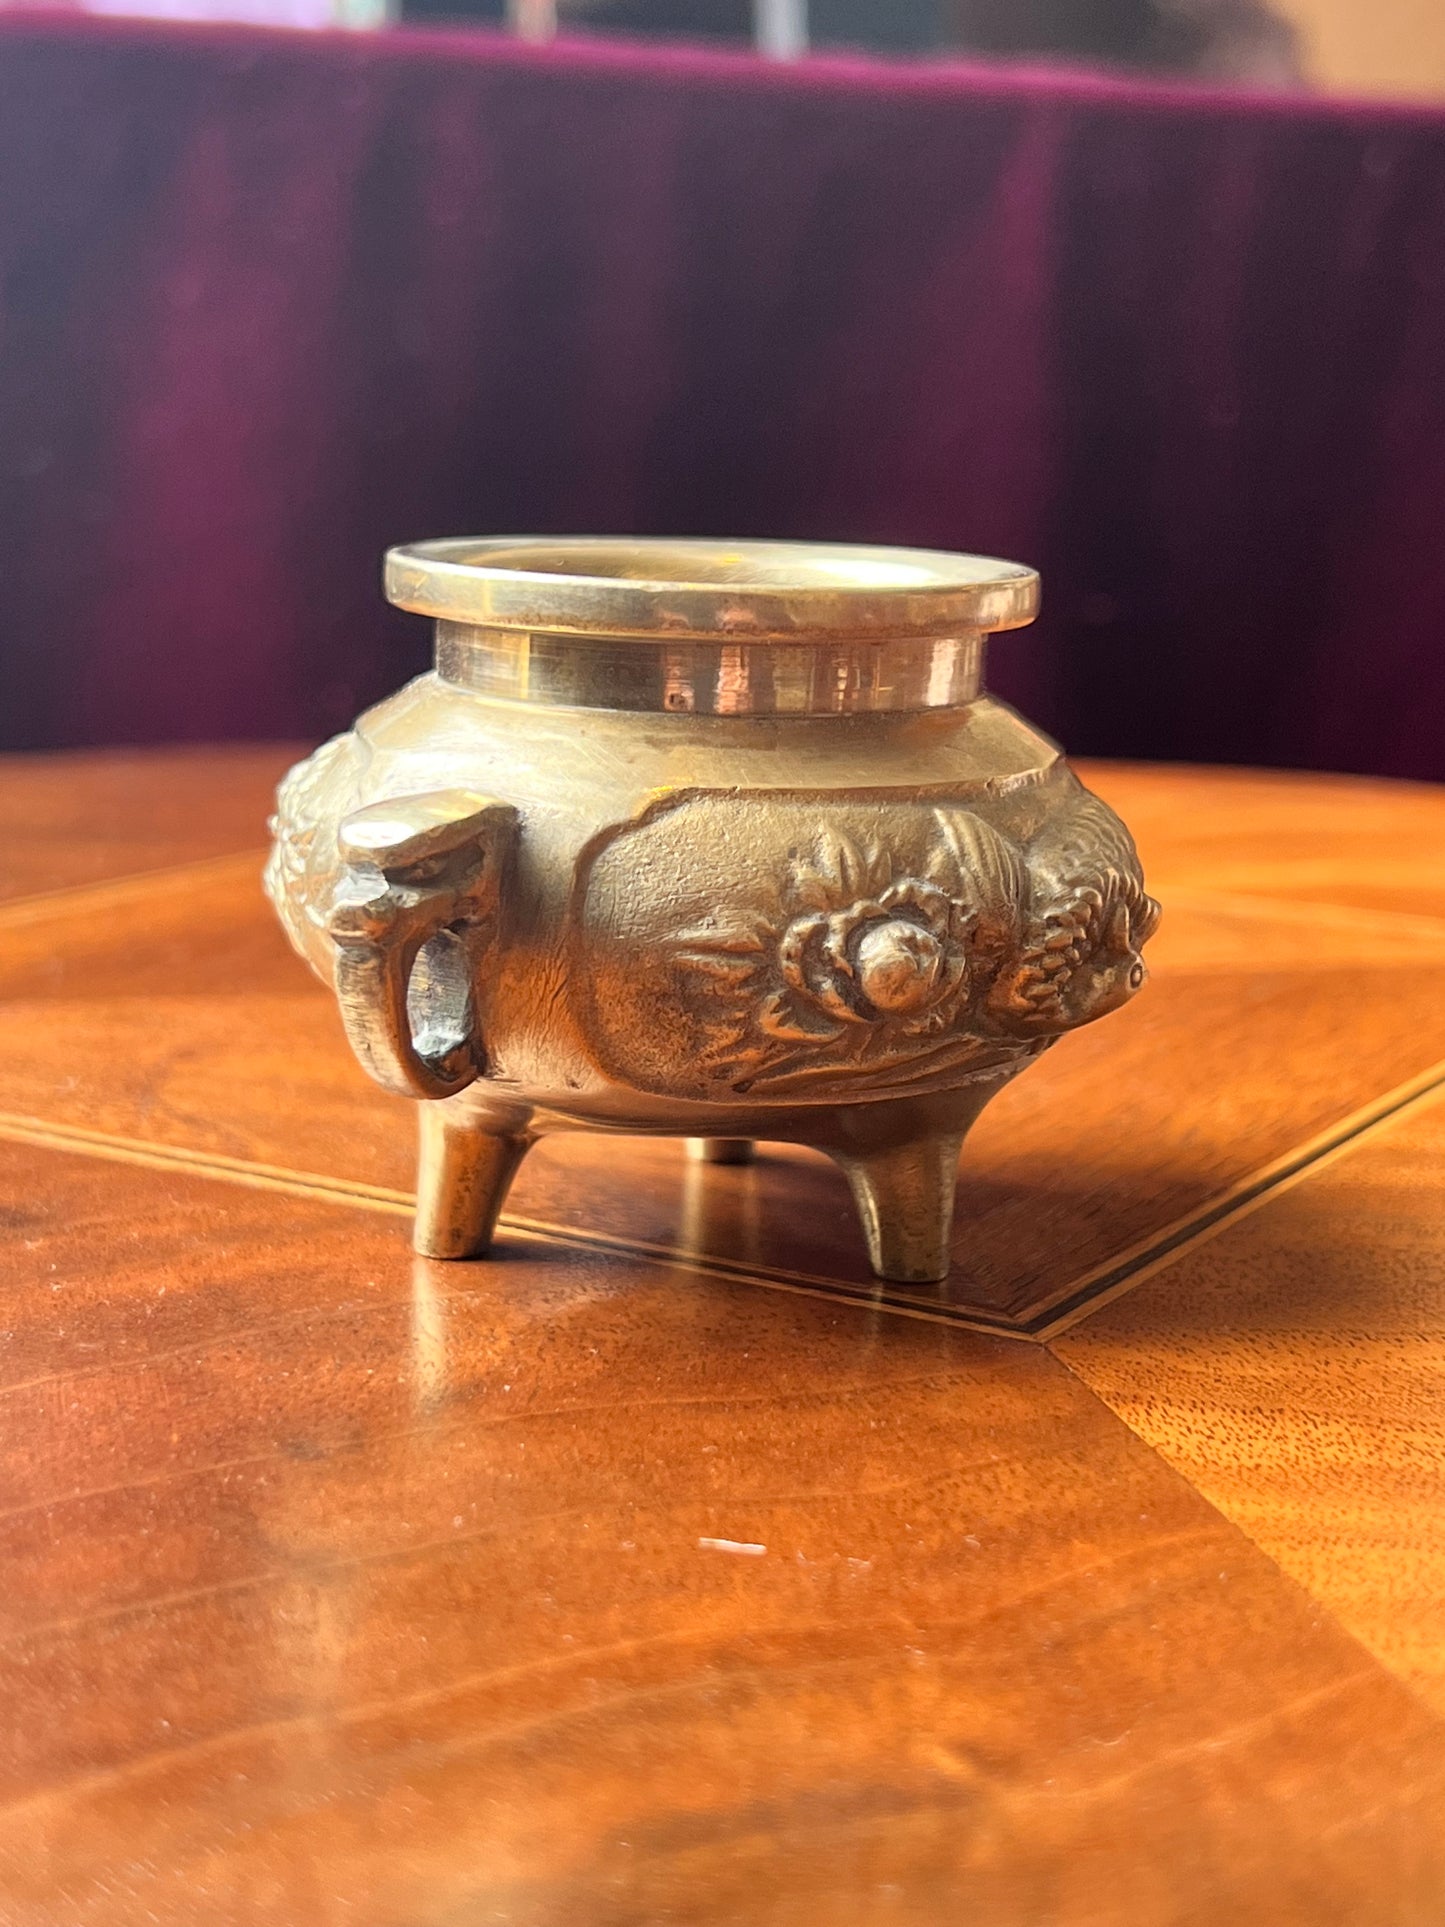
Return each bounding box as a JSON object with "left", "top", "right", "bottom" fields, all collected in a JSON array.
[
  {"left": 1057, "top": 1083, "right": 1445, "bottom": 1719},
  {"left": 0, "top": 747, "right": 297, "bottom": 905},
  {"left": 2, "top": 1138, "right": 1444, "bottom": 1926},
  {"left": 0, "top": 860, "right": 1443, "bottom": 1327}
]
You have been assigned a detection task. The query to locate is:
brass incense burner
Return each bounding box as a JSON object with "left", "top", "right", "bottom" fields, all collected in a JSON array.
[{"left": 266, "top": 538, "right": 1158, "bottom": 1283}]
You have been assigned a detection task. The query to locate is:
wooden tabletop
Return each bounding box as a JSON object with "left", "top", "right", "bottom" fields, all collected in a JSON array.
[{"left": 3, "top": 746, "right": 1445, "bottom": 1926}]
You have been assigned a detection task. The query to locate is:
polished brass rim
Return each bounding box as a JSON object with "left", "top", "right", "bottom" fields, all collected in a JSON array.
[{"left": 385, "top": 537, "right": 1040, "bottom": 643}]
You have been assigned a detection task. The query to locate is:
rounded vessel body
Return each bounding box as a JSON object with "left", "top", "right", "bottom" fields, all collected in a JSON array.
[{"left": 266, "top": 539, "right": 1158, "bottom": 1283}]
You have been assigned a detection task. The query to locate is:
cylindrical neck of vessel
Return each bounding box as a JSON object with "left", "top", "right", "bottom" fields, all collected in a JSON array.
[{"left": 434, "top": 622, "right": 986, "bottom": 716}]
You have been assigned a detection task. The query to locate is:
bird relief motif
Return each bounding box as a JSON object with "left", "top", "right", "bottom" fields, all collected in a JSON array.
[
  {"left": 666, "top": 796, "right": 1159, "bottom": 1095},
  {"left": 988, "top": 795, "right": 1162, "bottom": 1035},
  {"left": 263, "top": 733, "right": 365, "bottom": 967}
]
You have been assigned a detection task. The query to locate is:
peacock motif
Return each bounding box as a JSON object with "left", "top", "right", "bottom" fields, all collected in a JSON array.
[
  {"left": 988, "top": 795, "right": 1161, "bottom": 1036},
  {"left": 262, "top": 733, "right": 367, "bottom": 970}
]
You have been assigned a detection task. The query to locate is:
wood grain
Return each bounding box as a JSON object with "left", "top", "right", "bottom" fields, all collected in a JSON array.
[
  {"left": 1088, "top": 761, "right": 1445, "bottom": 922},
  {"left": 0, "top": 835, "right": 1443, "bottom": 1326},
  {"left": 0, "top": 746, "right": 297, "bottom": 906},
  {"left": 4, "top": 1136, "right": 1445, "bottom": 1926},
  {"left": 1056, "top": 1082, "right": 1445, "bottom": 1720}
]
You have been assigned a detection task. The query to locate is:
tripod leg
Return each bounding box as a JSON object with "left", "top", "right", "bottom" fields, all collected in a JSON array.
[
  {"left": 413, "top": 1106, "right": 534, "bottom": 1259},
  {"left": 830, "top": 1132, "right": 964, "bottom": 1285}
]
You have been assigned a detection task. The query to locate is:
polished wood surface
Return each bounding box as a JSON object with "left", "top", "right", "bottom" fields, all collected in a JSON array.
[
  {"left": 0, "top": 745, "right": 295, "bottom": 905},
  {"left": 3, "top": 748, "right": 1445, "bottom": 1925},
  {"left": 1060, "top": 1079, "right": 1445, "bottom": 1717}
]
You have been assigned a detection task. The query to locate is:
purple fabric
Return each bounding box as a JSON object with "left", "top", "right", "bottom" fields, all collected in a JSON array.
[{"left": 2, "top": 14, "right": 1445, "bottom": 776}]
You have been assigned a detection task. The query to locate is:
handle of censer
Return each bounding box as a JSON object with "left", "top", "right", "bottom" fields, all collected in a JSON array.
[{"left": 325, "top": 790, "right": 517, "bottom": 1101}]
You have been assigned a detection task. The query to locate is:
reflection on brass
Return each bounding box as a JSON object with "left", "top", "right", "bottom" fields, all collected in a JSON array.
[
  {"left": 266, "top": 538, "right": 1158, "bottom": 1285},
  {"left": 434, "top": 622, "right": 985, "bottom": 714}
]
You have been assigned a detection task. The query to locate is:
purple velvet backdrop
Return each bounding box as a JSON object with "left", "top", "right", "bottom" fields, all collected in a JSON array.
[{"left": 2, "top": 14, "right": 1445, "bottom": 775}]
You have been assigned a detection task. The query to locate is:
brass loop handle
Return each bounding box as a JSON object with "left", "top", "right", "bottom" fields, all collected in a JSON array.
[{"left": 326, "top": 791, "right": 517, "bottom": 1101}]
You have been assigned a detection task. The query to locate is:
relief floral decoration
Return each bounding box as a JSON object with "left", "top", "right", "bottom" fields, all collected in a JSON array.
[{"left": 669, "top": 809, "right": 1026, "bottom": 1091}]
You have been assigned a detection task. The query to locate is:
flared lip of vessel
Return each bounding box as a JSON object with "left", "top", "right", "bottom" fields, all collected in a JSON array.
[{"left": 384, "top": 536, "right": 1039, "bottom": 644}]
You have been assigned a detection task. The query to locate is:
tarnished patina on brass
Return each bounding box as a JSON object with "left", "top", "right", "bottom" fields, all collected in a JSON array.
[{"left": 266, "top": 538, "right": 1158, "bottom": 1285}]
